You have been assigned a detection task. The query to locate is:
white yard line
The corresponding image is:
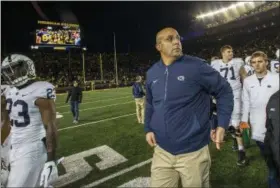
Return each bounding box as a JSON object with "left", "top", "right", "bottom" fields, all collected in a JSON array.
[
  {"left": 60, "top": 101, "right": 134, "bottom": 114},
  {"left": 58, "top": 113, "right": 136, "bottom": 132},
  {"left": 82, "top": 158, "right": 152, "bottom": 187},
  {"left": 56, "top": 88, "right": 131, "bottom": 96},
  {"left": 56, "top": 94, "right": 131, "bottom": 105},
  {"left": 56, "top": 96, "right": 132, "bottom": 108}
]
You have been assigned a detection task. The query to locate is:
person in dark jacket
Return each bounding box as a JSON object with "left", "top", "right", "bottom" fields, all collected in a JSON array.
[
  {"left": 264, "top": 90, "right": 280, "bottom": 187},
  {"left": 144, "top": 27, "right": 234, "bottom": 188},
  {"left": 65, "top": 80, "right": 83, "bottom": 124},
  {"left": 132, "top": 75, "right": 145, "bottom": 124}
]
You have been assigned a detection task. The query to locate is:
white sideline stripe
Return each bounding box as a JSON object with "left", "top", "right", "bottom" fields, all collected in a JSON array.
[
  {"left": 55, "top": 94, "right": 131, "bottom": 105},
  {"left": 56, "top": 96, "right": 131, "bottom": 108},
  {"left": 56, "top": 87, "right": 131, "bottom": 96},
  {"left": 58, "top": 113, "right": 136, "bottom": 132},
  {"left": 60, "top": 101, "right": 134, "bottom": 114},
  {"left": 82, "top": 158, "right": 152, "bottom": 187}
]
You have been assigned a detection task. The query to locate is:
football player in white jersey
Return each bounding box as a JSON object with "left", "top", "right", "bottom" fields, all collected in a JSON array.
[
  {"left": 211, "top": 45, "right": 249, "bottom": 166},
  {"left": 1, "top": 84, "right": 12, "bottom": 187},
  {"left": 1, "top": 54, "right": 58, "bottom": 187},
  {"left": 243, "top": 56, "right": 255, "bottom": 76},
  {"left": 270, "top": 49, "right": 279, "bottom": 74}
]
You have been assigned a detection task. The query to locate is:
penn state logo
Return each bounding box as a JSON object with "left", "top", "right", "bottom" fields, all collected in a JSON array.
[
  {"left": 177, "top": 76, "right": 185, "bottom": 81},
  {"left": 270, "top": 108, "right": 275, "bottom": 112}
]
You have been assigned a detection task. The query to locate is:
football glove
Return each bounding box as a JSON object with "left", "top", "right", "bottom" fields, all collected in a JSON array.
[{"left": 40, "top": 161, "right": 58, "bottom": 188}]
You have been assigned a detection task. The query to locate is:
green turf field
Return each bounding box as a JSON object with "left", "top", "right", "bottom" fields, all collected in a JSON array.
[{"left": 54, "top": 87, "right": 267, "bottom": 188}]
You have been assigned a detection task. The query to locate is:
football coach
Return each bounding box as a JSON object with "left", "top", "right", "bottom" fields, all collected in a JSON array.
[{"left": 144, "top": 27, "right": 234, "bottom": 187}]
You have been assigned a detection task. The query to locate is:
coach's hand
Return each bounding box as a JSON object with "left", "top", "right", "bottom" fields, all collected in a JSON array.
[
  {"left": 146, "top": 132, "right": 157, "bottom": 147},
  {"left": 211, "top": 127, "right": 225, "bottom": 150}
]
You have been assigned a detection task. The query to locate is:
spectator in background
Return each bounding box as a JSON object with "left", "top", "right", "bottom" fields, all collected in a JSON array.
[
  {"left": 65, "top": 80, "right": 83, "bottom": 124},
  {"left": 264, "top": 89, "right": 280, "bottom": 187},
  {"left": 132, "top": 75, "right": 145, "bottom": 124},
  {"left": 144, "top": 27, "right": 233, "bottom": 187}
]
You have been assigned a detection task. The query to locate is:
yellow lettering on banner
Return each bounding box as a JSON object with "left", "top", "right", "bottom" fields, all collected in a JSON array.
[{"left": 38, "top": 20, "right": 79, "bottom": 27}]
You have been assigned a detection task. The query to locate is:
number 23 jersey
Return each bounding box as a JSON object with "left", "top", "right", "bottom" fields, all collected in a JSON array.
[
  {"left": 211, "top": 58, "right": 244, "bottom": 93},
  {"left": 5, "top": 81, "right": 56, "bottom": 145}
]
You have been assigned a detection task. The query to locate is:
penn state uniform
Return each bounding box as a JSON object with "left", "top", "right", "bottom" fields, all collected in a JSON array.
[
  {"left": 244, "top": 56, "right": 254, "bottom": 76},
  {"left": 5, "top": 81, "right": 56, "bottom": 187},
  {"left": 211, "top": 58, "right": 244, "bottom": 127},
  {"left": 1, "top": 85, "right": 12, "bottom": 187},
  {"left": 1, "top": 54, "right": 59, "bottom": 187},
  {"left": 244, "top": 65, "right": 255, "bottom": 76},
  {"left": 270, "top": 60, "right": 279, "bottom": 74}
]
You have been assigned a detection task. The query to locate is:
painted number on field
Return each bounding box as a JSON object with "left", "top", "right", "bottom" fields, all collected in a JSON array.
[
  {"left": 54, "top": 145, "right": 128, "bottom": 187},
  {"left": 118, "top": 177, "right": 150, "bottom": 187}
]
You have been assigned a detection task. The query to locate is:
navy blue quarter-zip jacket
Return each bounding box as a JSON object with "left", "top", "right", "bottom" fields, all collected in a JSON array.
[
  {"left": 144, "top": 55, "right": 233, "bottom": 155},
  {"left": 132, "top": 82, "right": 145, "bottom": 98}
]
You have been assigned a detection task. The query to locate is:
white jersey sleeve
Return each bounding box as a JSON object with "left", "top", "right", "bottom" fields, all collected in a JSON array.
[
  {"left": 233, "top": 58, "right": 245, "bottom": 69},
  {"left": 244, "top": 65, "right": 255, "bottom": 76},
  {"left": 32, "top": 81, "right": 56, "bottom": 101},
  {"left": 210, "top": 60, "right": 219, "bottom": 68},
  {"left": 270, "top": 60, "right": 279, "bottom": 74}
]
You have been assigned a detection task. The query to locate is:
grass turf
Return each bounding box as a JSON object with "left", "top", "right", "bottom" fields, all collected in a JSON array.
[{"left": 55, "top": 87, "right": 267, "bottom": 188}]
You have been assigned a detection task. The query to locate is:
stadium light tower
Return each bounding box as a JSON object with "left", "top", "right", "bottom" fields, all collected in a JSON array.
[
  {"left": 196, "top": 2, "right": 255, "bottom": 19},
  {"left": 113, "top": 32, "right": 119, "bottom": 86},
  {"left": 82, "top": 47, "right": 87, "bottom": 85}
]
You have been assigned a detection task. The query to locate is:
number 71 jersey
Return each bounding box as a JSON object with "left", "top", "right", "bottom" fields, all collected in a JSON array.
[
  {"left": 211, "top": 58, "right": 244, "bottom": 92},
  {"left": 5, "top": 81, "right": 56, "bottom": 145}
]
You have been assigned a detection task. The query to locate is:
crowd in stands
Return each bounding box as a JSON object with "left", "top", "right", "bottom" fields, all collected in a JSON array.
[
  {"left": 188, "top": 26, "right": 280, "bottom": 62},
  {"left": 20, "top": 24, "right": 278, "bottom": 90},
  {"left": 26, "top": 51, "right": 156, "bottom": 88},
  {"left": 204, "top": 2, "right": 278, "bottom": 29},
  {"left": 1, "top": 25, "right": 277, "bottom": 90},
  {"left": 237, "top": 1, "right": 279, "bottom": 21},
  {"left": 1, "top": 2, "right": 279, "bottom": 90}
]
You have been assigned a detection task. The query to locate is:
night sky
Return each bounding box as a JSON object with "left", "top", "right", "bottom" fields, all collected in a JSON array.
[{"left": 1, "top": 1, "right": 234, "bottom": 54}]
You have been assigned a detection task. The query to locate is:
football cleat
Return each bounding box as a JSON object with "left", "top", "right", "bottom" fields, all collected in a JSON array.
[{"left": 236, "top": 150, "right": 249, "bottom": 166}]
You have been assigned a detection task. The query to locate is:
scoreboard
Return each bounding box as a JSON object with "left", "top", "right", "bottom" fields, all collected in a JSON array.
[{"left": 35, "top": 20, "right": 81, "bottom": 47}]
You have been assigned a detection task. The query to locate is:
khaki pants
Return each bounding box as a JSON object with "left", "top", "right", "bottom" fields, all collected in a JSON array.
[
  {"left": 135, "top": 97, "right": 145, "bottom": 124},
  {"left": 151, "top": 145, "right": 211, "bottom": 188}
]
